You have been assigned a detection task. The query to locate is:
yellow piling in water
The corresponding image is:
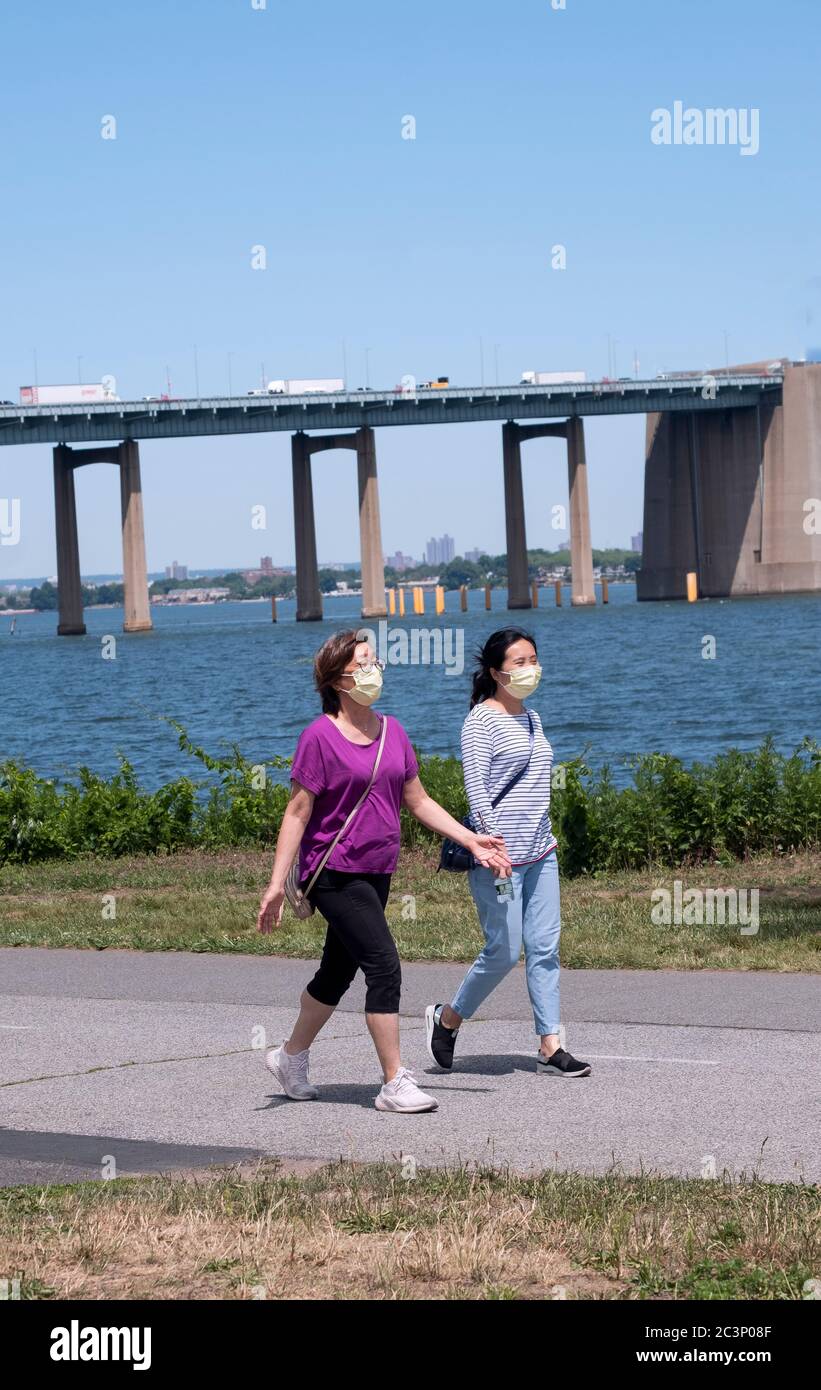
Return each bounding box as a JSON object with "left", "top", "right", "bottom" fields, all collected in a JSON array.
[
  {"left": 398, "top": 587, "right": 406, "bottom": 616},
  {"left": 686, "top": 571, "right": 698, "bottom": 602},
  {"left": 435, "top": 585, "right": 445, "bottom": 614},
  {"left": 555, "top": 580, "right": 562, "bottom": 606},
  {"left": 271, "top": 595, "right": 277, "bottom": 622},
  {"left": 485, "top": 585, "right": 491, "bottom": 610},
  {"left": 601, "top": 577, "right": 609, "bottom": 604},
  {"left": 388, "top": 587, "right": 396, "bottom": 616},
  {"left": 414, "top": 587, "right": 425, "bottom": 615},
  {"left": 531, "top": 581, "right": 539, "bottom": 608}
]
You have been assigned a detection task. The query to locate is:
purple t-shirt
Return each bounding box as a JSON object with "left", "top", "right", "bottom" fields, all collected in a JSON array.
[{"left": 291, "top": 713, "right": 419, "bottom": 879}]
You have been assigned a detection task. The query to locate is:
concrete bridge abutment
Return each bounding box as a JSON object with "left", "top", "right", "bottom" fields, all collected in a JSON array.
[{"left": 638, "top": 362, "right": 821, "bottom": 599}]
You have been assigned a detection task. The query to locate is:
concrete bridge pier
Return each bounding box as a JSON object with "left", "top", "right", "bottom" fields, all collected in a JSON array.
[
  {"left": 53, "top": 442, "right": 153, "bottom": 635},
  {"left": 355, "top": 427, "right": 388, "bottom": 619},
  {"left": 502, "top": 418, "right": 596, "bottom": 609},
  {"left": 53, "top": 445, "right": 86, "bottom": 635},
  {"left": 566, "top": 417, "right": 596, "bottom": 606},
  {"left": 291, "top": 427, "right": 387, "bottom": 621},
  {"left": 502, "top": 422, "right": 531, "bottom": 609},
  {"left": 291, "top": 432, "right": 323, "bottom": 621},
  {"left": 119, "top": 441, "right": 152, "bottom": 632}
]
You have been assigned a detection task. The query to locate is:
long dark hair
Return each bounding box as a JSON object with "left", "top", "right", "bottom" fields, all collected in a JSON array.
[{"left": 470, "top": 628, "right": 538, "bottom": 708}]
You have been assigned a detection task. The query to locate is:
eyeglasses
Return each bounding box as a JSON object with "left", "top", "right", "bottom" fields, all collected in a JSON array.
[{"left": 344, "top": 657, "right": 385, "bottom": 675}]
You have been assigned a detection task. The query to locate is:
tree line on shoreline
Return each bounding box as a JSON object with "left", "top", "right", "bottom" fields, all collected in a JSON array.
[{"left": 8, "top": 547, "right": 641, "bottom": 611}]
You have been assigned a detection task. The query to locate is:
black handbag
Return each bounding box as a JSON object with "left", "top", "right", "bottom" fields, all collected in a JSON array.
[{"left": 438, "top": 711, "right": 535, "bottom": 872}]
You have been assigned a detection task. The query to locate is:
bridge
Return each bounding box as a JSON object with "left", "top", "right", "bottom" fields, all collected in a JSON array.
[
  {"left": 0, "top": 374, "right": 781, "bottom": 445},
  {"left": 2, "top": 365, "right": 819, "bottom": 633}
]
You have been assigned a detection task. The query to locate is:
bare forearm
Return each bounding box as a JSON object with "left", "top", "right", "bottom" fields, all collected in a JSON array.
[
  {"left": 269, "top": 806, "right": 310, "bottom": 889},
  {"left": 410, "top": 793, "right": 473, "bottom": 847}
]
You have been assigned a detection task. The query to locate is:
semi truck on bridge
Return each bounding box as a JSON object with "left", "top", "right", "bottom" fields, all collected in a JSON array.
[
  {"left": 248, "top": 377, "right": 345, "bottom": 396},
  {"left": 521, "top": 370, "right": 587, "bottom": 385},
  {"left": 19, "top": 383, "right": 119, "bottom": 405}
]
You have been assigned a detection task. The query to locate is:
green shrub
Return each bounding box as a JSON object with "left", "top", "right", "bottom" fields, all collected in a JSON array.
[{"left": 0, "top": 731, "right": 818, "bottom": 873}]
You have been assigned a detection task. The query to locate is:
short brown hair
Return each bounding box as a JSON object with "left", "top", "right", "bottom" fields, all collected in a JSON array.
[{"left": 314, "top": 629, "right": 363, "bottom": 714}]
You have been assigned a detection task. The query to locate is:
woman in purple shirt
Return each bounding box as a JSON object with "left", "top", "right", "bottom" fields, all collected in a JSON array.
[{"left": 257, "top": 628, "right": 510, "bottom": 1114}]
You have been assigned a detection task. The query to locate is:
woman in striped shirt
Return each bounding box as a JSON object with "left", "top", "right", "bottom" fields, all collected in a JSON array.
[{"left": 426, "top": 628, "right": 591, "bottom": 1078}]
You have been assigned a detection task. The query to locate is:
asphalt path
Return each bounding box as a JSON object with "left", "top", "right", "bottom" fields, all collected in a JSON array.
[{"left": 1, "top": 948, "right": 817, "bottom": 1186}]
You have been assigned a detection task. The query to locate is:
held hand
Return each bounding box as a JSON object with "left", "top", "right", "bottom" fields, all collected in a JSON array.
[
  {"left": 257, "top": 884, "right": 285, "bottom": 934},
  {"left": 470, "top": 833, "right": 512, "bottom": 876}
]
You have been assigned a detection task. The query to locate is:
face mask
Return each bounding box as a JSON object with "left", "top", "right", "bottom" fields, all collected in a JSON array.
[
  {"left": 344, "top": 665, "right": 383, "bottom": 706},
  {"left": 503, "top": 663, "right": 542, "bottom": 697}
]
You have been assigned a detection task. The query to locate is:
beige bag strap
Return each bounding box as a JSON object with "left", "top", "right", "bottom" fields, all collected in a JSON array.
[{"left": 302, "top": 715, "right": 389, "bottom": 897}]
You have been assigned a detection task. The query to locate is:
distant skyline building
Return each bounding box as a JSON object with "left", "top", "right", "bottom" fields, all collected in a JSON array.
[
  {"left": 385, "top": 550, "right": 416, "bottom": 572},
  {"left": 465, "top": 547, "right": 484, "bottom": 563},
  {"left": 165, "top": 560, "right": 188, "bottom": 580},
  {"left": 425, "top": 534, "right": 455, "bottom": 566},
  {"left": 242, "top": 553, "right": 292, "bottom": 584},
  {"left": 631, "top": 532, "right": 643, "bottom": 553}
]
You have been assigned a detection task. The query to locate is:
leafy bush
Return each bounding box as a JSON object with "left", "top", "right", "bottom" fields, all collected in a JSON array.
[{"left": 0, "top": 731, "right": 818, "bottom": 874}]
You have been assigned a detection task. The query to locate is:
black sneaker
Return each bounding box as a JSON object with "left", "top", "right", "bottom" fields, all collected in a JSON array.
[
  {"left": 536, "top": 1047, "right": 591, "bottom": 1078},
  {"left": 425, "top": 1003, "right": 459, "bottom": 1070}
]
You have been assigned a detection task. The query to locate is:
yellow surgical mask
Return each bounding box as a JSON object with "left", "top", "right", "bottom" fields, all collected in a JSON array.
[
  {"left": 504, "top": 663, "right": 542, "bottom": 697},
  {"left": 345, "top": 665, "right": 383, "bottom": 706}
]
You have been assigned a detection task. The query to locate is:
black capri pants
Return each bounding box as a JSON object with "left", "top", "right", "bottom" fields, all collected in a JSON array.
[{"left": 306, "top": 868, "right": 401, "bottom": 1014}]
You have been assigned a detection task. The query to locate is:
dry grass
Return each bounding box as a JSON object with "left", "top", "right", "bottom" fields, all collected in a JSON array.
[{"left": 1, "top": 1160, "right": 817, "bottom": 1301}]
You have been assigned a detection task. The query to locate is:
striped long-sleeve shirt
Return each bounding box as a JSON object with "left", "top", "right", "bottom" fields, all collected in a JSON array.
[{"left": 460, "top": 703, "right": 557, "bottom": 866}]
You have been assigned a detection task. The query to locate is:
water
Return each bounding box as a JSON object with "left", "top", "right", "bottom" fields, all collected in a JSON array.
[{"left": 1, "top": 586, "right": 818, "bottom": 787}]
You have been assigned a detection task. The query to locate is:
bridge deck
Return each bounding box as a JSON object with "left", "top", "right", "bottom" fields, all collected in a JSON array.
[{"left": 0, "top": 376, "right": 783, "bottom": 447}]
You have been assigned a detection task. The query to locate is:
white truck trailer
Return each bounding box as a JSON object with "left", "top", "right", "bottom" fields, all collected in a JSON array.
[
  {"left": 520, "top": 371, "right": 587, "bottom": 386},
  {"left": 19, "top": 383, "right": 118, "bottom": 405},
  {"left": 265, "top": 378, "right": 345, "bottom": 395}
]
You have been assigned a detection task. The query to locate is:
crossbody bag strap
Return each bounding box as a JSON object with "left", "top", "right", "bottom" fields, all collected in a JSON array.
[
  {"left": 302, "top": 714, "right": 389, "bottom": 896},
  {"left": 489, "top": 710, "right": 535, "bottom": 809}
]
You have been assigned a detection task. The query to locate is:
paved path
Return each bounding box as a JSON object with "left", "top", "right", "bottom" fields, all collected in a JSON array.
[{"left": 1, "top": 948, "right": 818, "bottom": 1186}]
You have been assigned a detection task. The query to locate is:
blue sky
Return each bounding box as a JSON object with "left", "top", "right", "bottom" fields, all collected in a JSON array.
[{"left": 1, "top": 0, "right": 818, "bottom": 577}]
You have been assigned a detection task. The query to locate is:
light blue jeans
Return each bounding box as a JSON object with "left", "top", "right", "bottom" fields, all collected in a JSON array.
[{"left": 451, "top": 850, "right": 561, "bottom": 1036}]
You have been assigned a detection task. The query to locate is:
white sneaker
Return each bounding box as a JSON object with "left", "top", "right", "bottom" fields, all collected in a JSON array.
[
  {"left": 375, "top": 1067, "right": 438, "bottom": 1113},
  {"left": 265, "top": 1044, "right": 319, "bottom": 1100}
]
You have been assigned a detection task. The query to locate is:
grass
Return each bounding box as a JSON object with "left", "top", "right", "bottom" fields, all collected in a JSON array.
[
  {"left": 0, "top": 847, "right": 819, "bottom": 970},
  {"left": 0, "top": 1160, "right": 816, "bottom": 1301}
]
